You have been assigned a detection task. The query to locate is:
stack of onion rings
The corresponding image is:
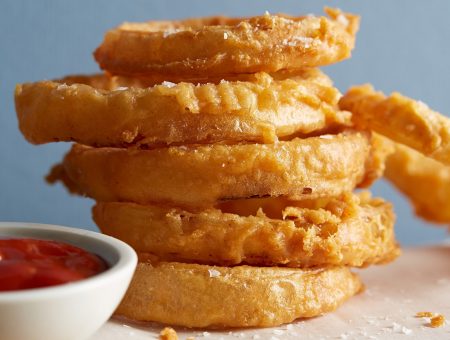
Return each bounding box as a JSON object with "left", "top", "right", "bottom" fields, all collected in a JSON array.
[{"left": 24, "top": 7, "right": 450, "bottom": 329}]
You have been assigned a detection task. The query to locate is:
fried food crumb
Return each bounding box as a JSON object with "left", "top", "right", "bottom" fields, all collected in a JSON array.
[
  {"left": 415, "top": 311, "right": 446, "bottom": 328},
  {"left": 430, "top": 314, "right": 445, "bottom": 328},
  {"left": 159, "top": 327, "right": 178, "bottom": 340},
  {"left": 415, "top": 311, "right": 434, "bottom": 318}
]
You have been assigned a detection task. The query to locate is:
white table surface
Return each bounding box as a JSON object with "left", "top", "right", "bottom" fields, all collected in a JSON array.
[{"left": 92, "top": 244, "right": 450, "bottom": 340}]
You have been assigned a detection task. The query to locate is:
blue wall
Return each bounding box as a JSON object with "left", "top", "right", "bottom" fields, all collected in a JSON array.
[{"left": 1, "top": 0, "right": 449, "bottom": 245}]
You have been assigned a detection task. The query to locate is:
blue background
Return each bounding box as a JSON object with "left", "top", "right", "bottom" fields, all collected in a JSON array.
[{"left": 1, "top": 0, "right": 449, "bottom": 245}]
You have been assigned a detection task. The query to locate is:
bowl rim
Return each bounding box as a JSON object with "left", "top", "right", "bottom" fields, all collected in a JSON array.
[{"left": 0, "top": 221, "right": 137, "bottom": 301}]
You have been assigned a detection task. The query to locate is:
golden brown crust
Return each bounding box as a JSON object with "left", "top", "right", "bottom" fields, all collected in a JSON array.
[
  {"left": 115, "top": 261, "right": 362, "bottom": 328},
  {"left": 53, "top": 131, "right": 375, "bottom": 208},
  {"left": 94, "top": 8, "right": 359, "bottom": 78},
  {"left": 94, "top": 193, "right": 399, "bottom": 267},
  {"left": 384, "top": 141, "right": 450, "bottom": 225},
  {"left": 339, "top": 84, "right": 450, "bottom": 165},
  {"left": 15, "top": 69, "right": 351, "bottom": 147},
  {"left": 159, "top": 327, "right": 178, "bottom": 340}
]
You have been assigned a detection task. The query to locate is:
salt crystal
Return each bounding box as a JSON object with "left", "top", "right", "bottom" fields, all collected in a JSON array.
[
  {"left": 417, "top": 100, "right": 429, "bottom": 109},
  {"left": 115, "top": 86, "right": 128, "bottom": 91},
  {"left": 203, "top": 331, "right": 211, "bottom": 337},
  {"left": 319, "top": 135, "right": 334, "bottom": 139},
  {"left": 401, "top": 326, "right": 412, "bottom": 335},
  {"left": 224, "top": 32, "right": 229, "bottom": 40},
  {"left": 208, "top": 269, "right": 221, "bottom": 277},
  {"left": 294, "top": 36, "right": 314, "bottom": 44},
  {"left": 57, "top": 83, "right": 69, "bottom": 90},
  {"left": 163, "top": 28, "right": 179, "bottom": 38},
  {"left": 273, "top": 329, "right": 284, "bottom": 335},
  {"left": 392, "top": 322, "right": 402, "bottom": 332},
  {"left": 161, "top": 81, "right": 176, "bottom": 88},
  {"left": 337, "top": 14, "right": 349, "bottom": 26},
  {"left": 264, "top": 10, "right": 270, "bottom": 16}
]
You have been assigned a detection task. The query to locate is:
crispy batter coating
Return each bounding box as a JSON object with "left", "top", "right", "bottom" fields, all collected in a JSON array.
[
  {"left": 94, "top": 193, "right": 399, "bottom": 267},
  {"left": 94, "top": 8, "right": 359, "bottom": 79},
  {"left": 53, "top": 131, "right": 376, "bottom": 208},
  {"left": 115, "top": 261, "right": 362, "bottom": 328},
  {"left": 15, "top": 69, "right": 351, "bottom": 147},
  {"left": 384, "top": 141, "right": 450, "bottom": 224},
  {"left": 339, "top": 84, "right": 450, "bottom": 165}
]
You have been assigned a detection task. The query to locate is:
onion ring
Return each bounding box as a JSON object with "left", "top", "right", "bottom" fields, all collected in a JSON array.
[
  {"left": 339, "top": 84, "right": 450, "bottom": 165},
  {"left": 15, "top": 69, "right": 351, "bottom": 147},
  {"left": 115, "top": 260, "right": 362, "bottom": 328},
  {"left": 52, "top": 131, "right": 375, "bottom": 208},
  {"left": 93, "top": 8, "right": 359, "bottom": 79},
  {"left": 94, "top": 192, "right": 399, "bottom": 267},
  {"left": 385, "top": 141, "right": 450, "bottom": 225}
]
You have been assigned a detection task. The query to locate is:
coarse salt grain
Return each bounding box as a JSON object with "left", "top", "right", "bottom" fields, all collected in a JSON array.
[
  {"left": 203, "top": 331, "right": 211, "bottom": 337},
  {"left": 163, "top": 28, "right": 179, "bottom": 38},
  {"left": 401, "top": 326, "right": 412, "bottom": 335},
  {"left": 161, "top": 81, "right": 176, "bottom": 88},
  {"left": 208, "top": 269, "right": 221, "bottom": 277},
  {"left": 392, "top": 322, "right": 402, "bottom": 332},
  {"left": 224, "top": 32, "right": 228, "bottom": 40},
  {"left": 337, "top": 14, "right": 349, "bottom": 26},
  {"left": 57, "top": 84, "right": 69, "bottom": 90}
]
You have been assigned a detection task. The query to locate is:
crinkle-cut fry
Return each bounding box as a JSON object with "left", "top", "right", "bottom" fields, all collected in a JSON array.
[
  {"left": 94, "top": 192, "right": 399, "bottom": 267},
  {"left": 339, "top": 84, "right": 450, "bottom": 165},
  {"left": 94, "top": 8, "right": 359, "bottom": 78},
  {"left": 115, "top": 260, "right": 362, "bottom": 328},
  {"left": 15, "top": 69, "right": 351, "bottom": 147},
  {"left": 385, "top": 141, "right": 450, "bottom": 225},
  {"left": 50, "top": 131, "right": 377, "bottom": 208}
]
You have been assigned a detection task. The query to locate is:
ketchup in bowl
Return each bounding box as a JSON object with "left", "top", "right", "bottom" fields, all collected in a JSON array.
[{"left": 0, "top": 238, "right": 107, "bottom": 291}]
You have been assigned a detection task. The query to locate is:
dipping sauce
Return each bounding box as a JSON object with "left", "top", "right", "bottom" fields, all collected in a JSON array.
[{"left": 0, "top": 238, "right": 107, "bottom": 291}]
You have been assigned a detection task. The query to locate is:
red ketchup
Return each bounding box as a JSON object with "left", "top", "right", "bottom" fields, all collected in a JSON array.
[{"left": 0, "top": 238, "right": 107, "bottom": 291}]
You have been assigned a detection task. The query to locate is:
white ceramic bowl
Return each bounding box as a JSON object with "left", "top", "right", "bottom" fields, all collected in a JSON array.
[{"left": 0, "top": 222, "right": 137, "bottom": 340}]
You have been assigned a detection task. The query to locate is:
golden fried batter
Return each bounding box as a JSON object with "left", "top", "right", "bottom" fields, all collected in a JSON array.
[
  {"left": 115, "top": 261, "right": 362, "bottom": 328},
  {"left": 339, "top": 84, "right": 450, "bottom": 165},
  {"left": 94, "top": 8, "right": 359, "bottom": 79},
  {"left": 385, "top": 142, "right": 450, "bottom": 224},
  {"left": 15, "top": 69, "right": 351, "bottom": 147},
  {"left": 94, "top": 193, "right": 399, "bottom": 267},
  {"left": 53, "top": 131, "right": 376, "bottom": 208}
]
